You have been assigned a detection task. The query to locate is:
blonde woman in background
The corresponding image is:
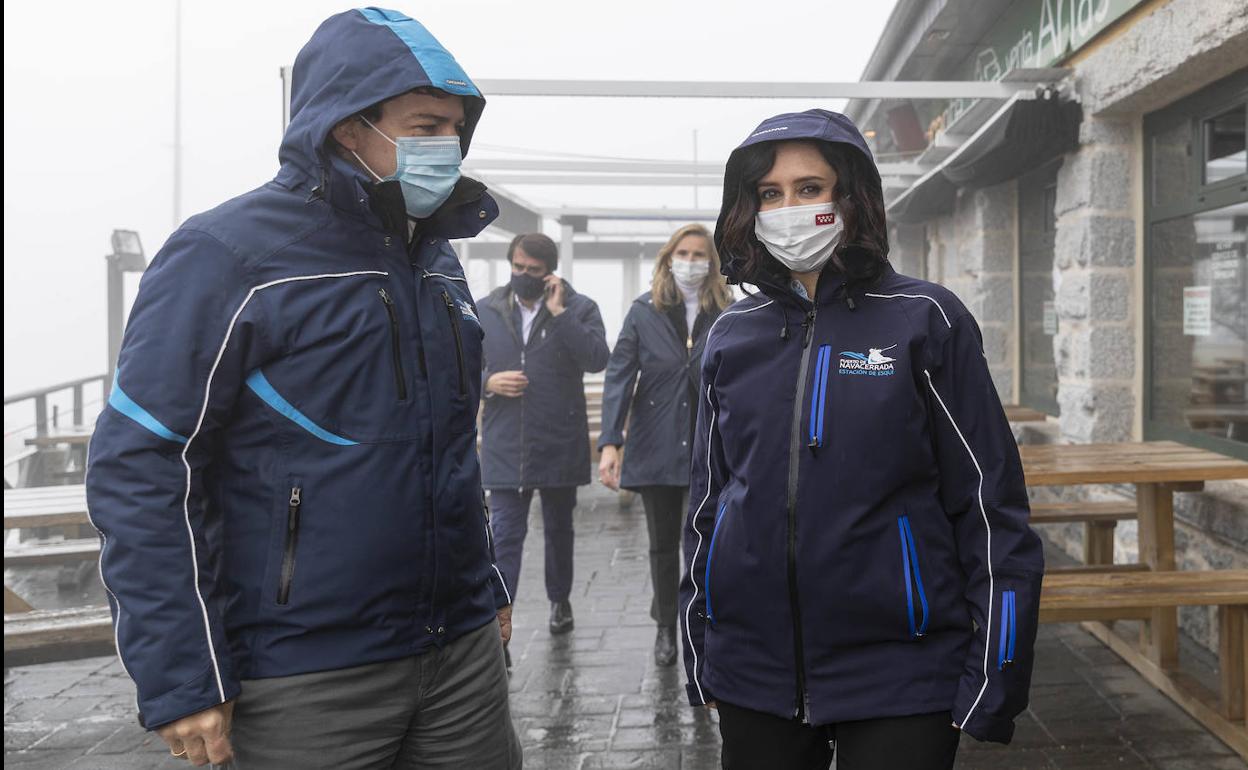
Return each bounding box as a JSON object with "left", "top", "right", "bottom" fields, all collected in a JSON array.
[{"left": 598, "top": 224, "right": 733, "bottom": 666}]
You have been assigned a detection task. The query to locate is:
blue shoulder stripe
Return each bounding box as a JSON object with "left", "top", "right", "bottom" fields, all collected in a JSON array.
[
  {"left": 245, "top": 370, "right": 358, "bottom": 446},
  {"left": 358, "top": 8, "right": 481, "bottom": 97},
  {"left": 108, "top": 375, "right": 189, "bottom": 444}
]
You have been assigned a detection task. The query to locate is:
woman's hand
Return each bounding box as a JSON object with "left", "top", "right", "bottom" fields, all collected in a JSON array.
[{"left": 599, "top": 445, "right": 621, "bottom": 490}]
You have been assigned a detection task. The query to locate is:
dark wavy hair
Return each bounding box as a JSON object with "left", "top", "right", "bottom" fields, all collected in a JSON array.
[{"left": 718, "top": 140, "right": 889, "bottom": 290}]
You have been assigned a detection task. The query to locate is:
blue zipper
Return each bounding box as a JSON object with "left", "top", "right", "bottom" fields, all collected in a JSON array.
[
  {"left": 808, "top": 345, "right": 831, "bottom": 448},
  {"left": 998, "top": 589, "right": 1017, "bottom": 670},
  {"left": 898, "top": 516, "right": 930, "bottom": 638},
  {"left": 705, "top": 502, "right": 728, "bottom": 625}
]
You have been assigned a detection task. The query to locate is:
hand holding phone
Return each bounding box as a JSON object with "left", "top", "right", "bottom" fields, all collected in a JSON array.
[{"left": 543, "top": 274, "right": 566, "bottom": 317}]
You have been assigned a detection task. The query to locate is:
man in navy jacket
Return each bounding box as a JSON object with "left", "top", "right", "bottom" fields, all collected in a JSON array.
[
  {"left": 85, "top": 9, "right": 519, "bottom": 767},
  {"left": 478, "top": 233, "right": 610, "bottom": 640}
]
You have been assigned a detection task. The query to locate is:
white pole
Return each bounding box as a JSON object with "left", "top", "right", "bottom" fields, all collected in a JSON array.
[
  {"left": 692, "top": 129, "right": 699, "bottom": 210},
  {"left": 173, "top": 0, "right": 183, "bottom": 229}
]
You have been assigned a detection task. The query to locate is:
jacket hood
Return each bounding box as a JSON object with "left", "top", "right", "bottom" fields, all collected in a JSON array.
[
  {"left": 279, "top": 8, "right": 484, "bottom": 183},
  {"left": 714, "top": 109, "right": 883, "bottom": 286}
]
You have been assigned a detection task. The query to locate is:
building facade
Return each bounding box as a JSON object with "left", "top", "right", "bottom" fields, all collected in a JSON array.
[{"left": 849, "top": 0, "right": 1247, "bottom": 651}]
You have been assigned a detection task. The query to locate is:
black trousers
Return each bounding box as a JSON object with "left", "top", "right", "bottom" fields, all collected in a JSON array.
[
  {"left": 636, "top": 485, "right": 685, "bottom": 626},
  {"left": 717, "top": 701, "right": 959, "bottom": 770}
]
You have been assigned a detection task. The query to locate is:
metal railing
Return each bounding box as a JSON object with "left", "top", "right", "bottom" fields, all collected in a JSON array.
[{"left": 4, "top": 374, "right": 109, "bottom": 438}]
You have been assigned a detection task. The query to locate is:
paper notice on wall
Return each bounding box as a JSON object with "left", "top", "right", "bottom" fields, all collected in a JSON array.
[
  {"left": 1042, "top": 301, "right": 1057, "bottom": 335},
  {"left": 1183, "top": 286, "right": 1212, "bottom": 336},
  {"left": 1211, "top": 243, "right": 1242, "bottom": 283}
]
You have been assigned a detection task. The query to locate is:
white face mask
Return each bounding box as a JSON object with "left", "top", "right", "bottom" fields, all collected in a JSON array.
[
  {"left": 754, "top": 202, "right": 844, "bottom": 274},
  {"left": 670, "top": 259, "right": 710, "bottom": 292}
]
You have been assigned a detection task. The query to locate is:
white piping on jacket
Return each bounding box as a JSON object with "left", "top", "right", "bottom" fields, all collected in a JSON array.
[{"left": 683, "top": 298, "right": 774, "bottom": 703}]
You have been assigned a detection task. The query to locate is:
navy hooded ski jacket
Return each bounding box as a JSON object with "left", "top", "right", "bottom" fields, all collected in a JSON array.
[
  {"left": 679, "top": 110, "right": 1044, "bottom": 744},
  {"left": 85, "top": 8, "right": 510, "bottom": 729}
]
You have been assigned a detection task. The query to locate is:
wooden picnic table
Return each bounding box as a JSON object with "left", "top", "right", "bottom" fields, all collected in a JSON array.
[
  {"left": 22, "top": 428, "right": 94, "bottom": 449},
  {"left": 4, "top": 484, "right": 90, "bottom": 529},
  {"left": 1021, "top": 440, "right": 1248, "bottom": 669}
]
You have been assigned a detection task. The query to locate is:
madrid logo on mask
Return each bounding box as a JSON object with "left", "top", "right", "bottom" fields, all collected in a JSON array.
[{"left": 839, "top": 344, "right": 898, "bottom": 377}]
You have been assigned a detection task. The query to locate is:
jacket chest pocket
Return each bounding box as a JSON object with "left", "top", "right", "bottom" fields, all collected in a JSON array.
[
  {"left": 257, "top": 280, "right": 426, "bottom": 444},
  {"left": 432, "top": 282, "right": 484, "bottom": 433}
]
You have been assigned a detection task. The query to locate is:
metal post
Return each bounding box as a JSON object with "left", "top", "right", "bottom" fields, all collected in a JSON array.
[
  {"left": 623, "top": 248, "right": 642, "bottom": 309},
  {"left": 172, "top": 0, "right": 183, "bottom": 229},
  {"left": 106, "top": 253, "right": 125, "bottom": 392},
  {"left": 34, "top": 395, "right": 48, "bottom": 438},
  {"left": 72, "top": 384, "right": 83, "bottom": 427},
  {"left": 560, "top": 222, "right": 575, "bottom": 284}
]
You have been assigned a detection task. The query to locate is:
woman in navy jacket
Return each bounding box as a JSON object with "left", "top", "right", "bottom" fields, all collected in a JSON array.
[
  {"left": 598, "top": 224, "right": 733, "bottom": 666},
  {"left": 679, "top": 110, "right": 1044, "bottom": 769}
]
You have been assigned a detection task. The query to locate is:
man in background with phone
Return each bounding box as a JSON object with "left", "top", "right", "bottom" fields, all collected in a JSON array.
[{"left": 477, "top": 233, "right": 610, "bottom": 654}]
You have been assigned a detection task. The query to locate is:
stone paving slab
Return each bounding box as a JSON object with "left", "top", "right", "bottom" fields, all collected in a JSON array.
[{"left": 5, "top": 481, "right": 1246, "bottom": 768}]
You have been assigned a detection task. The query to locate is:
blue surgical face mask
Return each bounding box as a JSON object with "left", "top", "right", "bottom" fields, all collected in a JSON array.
[{"left": 353, "top": 117, "right": 462, "bottom": 219}]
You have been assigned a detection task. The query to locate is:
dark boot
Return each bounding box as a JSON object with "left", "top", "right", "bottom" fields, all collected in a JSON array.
[
  {"left": 549, "top": 600, "right": 574, "bottom": 635},
  {"left": 655, "top": 624, "right": 678, "bottom": 666}
]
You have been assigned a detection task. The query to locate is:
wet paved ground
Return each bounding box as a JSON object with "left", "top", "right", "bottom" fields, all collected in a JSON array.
[{"left": 5, "top": 481, "right": 1246, "bottom": 769}]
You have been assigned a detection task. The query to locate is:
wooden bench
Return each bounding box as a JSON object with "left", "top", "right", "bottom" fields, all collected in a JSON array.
[
  {"left": 3, "top": 605, "right": 114, "bottom": 660},
  {"left": 4, "top": 538, "right": 101, "bottom": 566},
  {"left": 4, "top": 484, "right": 91, "bottom": 529},
  {"left": 1041, "top": 570, "right": 1248, "bottom": 757},
  {"left": 1029, "top": 500, "right": 1137, "bottom": 566},
  {"left": 1003, "top": 404, "right": 1049, "bottom": 423}
]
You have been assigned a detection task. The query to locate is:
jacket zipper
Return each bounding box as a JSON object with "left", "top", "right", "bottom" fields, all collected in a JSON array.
[
  {"left": 277, "top": 486, "right": 302, "bottom": 605},
  {"left": 704, "top": 502, "right": 728, "bottom": 625},
  {"left": 998, "top": 589, "right": 1017, "bottom": 670},
  {"left": 786, "top": 305, "right": 817, "bottom": 721},
  {"left": 378, "top": 289, "right": 409, "bottom": 401},
  {"left": 898, "top": 516, "right": 930, "bottom": 638},
  {"left": 440, "top": 291, "right": 468, "bottom": 396},
  {"left": 807, "top": 345, "right": 832, "bottom": 449}
]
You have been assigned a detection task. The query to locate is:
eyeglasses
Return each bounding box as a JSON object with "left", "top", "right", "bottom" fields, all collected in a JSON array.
[{"left": 510, "top": 264, "right": 547, "bottom": 278}]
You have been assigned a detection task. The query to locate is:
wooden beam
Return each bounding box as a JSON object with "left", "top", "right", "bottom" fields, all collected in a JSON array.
[
  {"left": 1221, "top": 605, "right": 1247, "bottom": 723},
  {"left": 4, "top": 586, "right": 33, "bottom": 613},
  {"left": 1137, "top": 483, "right": 1179, "bottom": 669},
  {"left": 1083, "top": 621, "right": 1248, "bottom": 760}
]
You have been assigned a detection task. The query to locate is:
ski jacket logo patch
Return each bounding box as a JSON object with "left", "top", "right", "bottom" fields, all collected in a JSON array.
[{"left": 839, "top": 344, "right": 898, "bottom": 377}]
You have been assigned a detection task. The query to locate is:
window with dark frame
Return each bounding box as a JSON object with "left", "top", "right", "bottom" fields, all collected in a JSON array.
[{"left": 1145, "top": 70, "right": 1248, "bottom": 459}]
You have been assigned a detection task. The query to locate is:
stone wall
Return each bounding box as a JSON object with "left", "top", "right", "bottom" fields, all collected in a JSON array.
[{"left": 886, "top": 0, "right": 1248, "bottom": 653}]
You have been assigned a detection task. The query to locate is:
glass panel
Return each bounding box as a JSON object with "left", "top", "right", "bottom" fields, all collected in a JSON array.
[
  {"left": 1152, "top": 118, "right": 1193, "bottom": 209},
  {"left": 1150, "top": 201, "right": 1248, "bottom": 444},
  {"left": 1204, "top": 104, "right": 1247, "bottom": 185},
  {"left": 1019, "top": 162, "right": 1061, "bottom": 415}
]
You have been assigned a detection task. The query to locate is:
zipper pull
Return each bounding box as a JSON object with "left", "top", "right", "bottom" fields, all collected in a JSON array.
[
  {"left": 687, "top": 335, "right": 693, "bottom": 351},
  {"left": 378, "top": 288, "right": 394, "bottom": 306},
  {"left": 288, "top": 487, "right": 302, "bottom": 530},
  {"left": 801, "top": 311, "right": 816, "bottom": 348}
]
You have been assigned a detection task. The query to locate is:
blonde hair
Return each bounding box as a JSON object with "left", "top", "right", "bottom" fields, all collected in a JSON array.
[{"left": 651, "top": 224, "right": 733, "bottom": 314}]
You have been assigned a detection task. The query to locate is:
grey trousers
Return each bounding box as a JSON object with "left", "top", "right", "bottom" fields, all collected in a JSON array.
[{"left": 229, "top": 619, "right": 522, "bottom": 769}]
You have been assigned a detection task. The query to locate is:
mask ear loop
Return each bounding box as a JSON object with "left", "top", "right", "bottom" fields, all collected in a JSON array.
[{"left": 350, "top": 115, "right": 397, "bottom": 182}]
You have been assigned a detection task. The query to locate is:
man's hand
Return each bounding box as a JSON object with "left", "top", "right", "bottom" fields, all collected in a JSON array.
[
  {"left": 497, "top": 604, "right": 513, "bottom": 645},
  {"left": 598, "top": 445, "right": 622, "bottom": 491},
  {"left": 486, "top": 371, "right": 529, "bottom": 398},
  {"left": 544, "top": 274, "right": 566, "bottom": 317},
  {"left": 158, "top": 700, "right": 235, "bottom": 766}
]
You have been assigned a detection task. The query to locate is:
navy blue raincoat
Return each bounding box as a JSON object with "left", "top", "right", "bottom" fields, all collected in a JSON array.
[
  {"left": 477, "top": 283, "right": 610, "bottom": 489},
  {"left": 85, "top": 8, "right": 509, "bottom": 729},
  {"left": 679, "top": 110, "right": 1044, "bottom": 744}
]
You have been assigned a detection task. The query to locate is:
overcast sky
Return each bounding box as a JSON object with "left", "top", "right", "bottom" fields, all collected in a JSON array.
[{"left": 3, "top": 0, "right": 897, "bottom": 403}]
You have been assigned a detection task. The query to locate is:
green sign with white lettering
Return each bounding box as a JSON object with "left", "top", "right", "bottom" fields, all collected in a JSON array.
[{"left": 944, "top": 0, "right": 1145, "bottom": 123}]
